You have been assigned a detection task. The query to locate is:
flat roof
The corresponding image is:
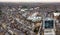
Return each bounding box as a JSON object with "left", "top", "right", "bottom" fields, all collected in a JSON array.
[{"left": 54, "top": 13, "right": 60, "bottom": 16}]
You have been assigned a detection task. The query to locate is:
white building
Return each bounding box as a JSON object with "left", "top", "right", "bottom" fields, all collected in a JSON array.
[{"left": 53, "top": 13, "right": 60, "bottom": 16}]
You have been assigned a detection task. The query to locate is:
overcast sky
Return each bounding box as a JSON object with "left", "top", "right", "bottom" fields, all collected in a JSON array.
[{"left": 0, "top": 0, "right": 60, "bottom": 3}]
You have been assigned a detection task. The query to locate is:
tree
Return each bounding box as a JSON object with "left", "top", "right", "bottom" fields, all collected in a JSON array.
[
  {"left": 22, "top": 5, "right": 28, "bottom": 8},
  {"left": 0, "top": 10, "right": 2, "bottom": 15}
]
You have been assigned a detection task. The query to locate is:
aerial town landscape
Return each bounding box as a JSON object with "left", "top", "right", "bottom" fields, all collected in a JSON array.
[{"left": 0, "top": 3, "right": 60, "bottom": 35}]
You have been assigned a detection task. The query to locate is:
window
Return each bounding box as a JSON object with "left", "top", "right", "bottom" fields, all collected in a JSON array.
[{"left": 45, "top": 20, "right": 53, "bottom": 29}]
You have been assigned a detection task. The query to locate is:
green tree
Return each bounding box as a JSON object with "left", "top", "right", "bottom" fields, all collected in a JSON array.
[
  {"left": 22, "top": 5, "right": 28, "bottom": 8},
  {"left": 0, "top": 10, "right": 2, "bottom": 15}
]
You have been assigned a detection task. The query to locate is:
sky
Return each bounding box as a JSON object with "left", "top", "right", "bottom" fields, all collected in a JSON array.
[{"left": 0, "top": 0, "right": 60, "bottom": 3}]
